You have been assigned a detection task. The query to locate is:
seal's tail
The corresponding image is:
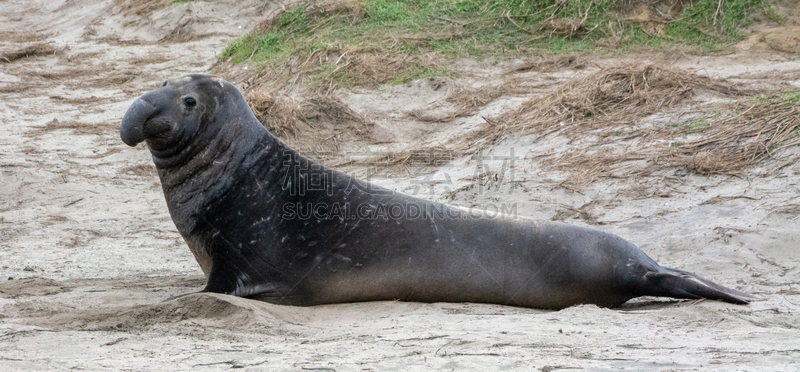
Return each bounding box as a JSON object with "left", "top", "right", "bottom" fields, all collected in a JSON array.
[{"left": 644, "top": 268, "right": 758, "bottom": 304}]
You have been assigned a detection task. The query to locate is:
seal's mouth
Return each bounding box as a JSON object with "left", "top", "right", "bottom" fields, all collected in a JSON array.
[{"left": 120, "top": 96, "right": 158, "bottom": 146}]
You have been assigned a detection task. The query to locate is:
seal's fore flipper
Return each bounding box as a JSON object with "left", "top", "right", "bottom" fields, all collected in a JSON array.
[
  {"left": 202, "top": 245, "right": 292, "bottom": 302},
  {"left": 644, "top": 268, "right": 759, "bottom": 304}
]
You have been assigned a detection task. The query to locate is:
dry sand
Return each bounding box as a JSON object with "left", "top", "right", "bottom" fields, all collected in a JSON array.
[{"left": 1, "top": 0, "right": 799, "bottom": 370}]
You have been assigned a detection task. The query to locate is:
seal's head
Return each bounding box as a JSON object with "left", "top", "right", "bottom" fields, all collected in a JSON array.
[{"left": 120, "top": 74, "right": 254, "bottom": 163}]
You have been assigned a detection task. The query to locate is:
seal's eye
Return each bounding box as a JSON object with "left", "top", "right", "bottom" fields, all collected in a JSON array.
[
  {"left": 162, "top": 81, "right": 167, "bottom": 87},
  {"left": 183, "top": 97, "right": 197, "bottom": 107}
]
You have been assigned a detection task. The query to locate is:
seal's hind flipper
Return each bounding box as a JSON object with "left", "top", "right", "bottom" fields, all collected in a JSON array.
[{"left": 644, "top": 268, "right": 758, "bottom": 304}]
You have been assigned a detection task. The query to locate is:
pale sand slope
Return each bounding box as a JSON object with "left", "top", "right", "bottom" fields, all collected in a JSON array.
[{"left": 1, "top": 1, "right": 799, "bottom": 371}]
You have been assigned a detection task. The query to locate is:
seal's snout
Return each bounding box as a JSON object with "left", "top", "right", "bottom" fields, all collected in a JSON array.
[{"left": 121, "top": 96, "right": 158, "bottom": 146}]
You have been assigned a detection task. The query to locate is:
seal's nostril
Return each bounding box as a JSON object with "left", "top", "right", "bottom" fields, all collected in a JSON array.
[
  {"left": 120, "top": 97, "right": 158, "bottom": 147},
  {"left": 162, "top": 81, "right": 167, "bottom": 87}
]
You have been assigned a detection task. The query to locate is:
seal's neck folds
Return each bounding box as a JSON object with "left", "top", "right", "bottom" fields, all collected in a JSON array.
[{"left": 157, "top": 116, "right": 269, "bottom": 199}]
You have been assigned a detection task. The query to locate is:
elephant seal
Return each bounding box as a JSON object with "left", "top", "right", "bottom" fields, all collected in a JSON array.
[{"left": 120, "top": 74, "right": 755, "bottom": 310}]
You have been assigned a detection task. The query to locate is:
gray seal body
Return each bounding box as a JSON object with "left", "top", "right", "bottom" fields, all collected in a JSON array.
[{"left": 120, "top": 75, "right": 755, "bottom": 309}]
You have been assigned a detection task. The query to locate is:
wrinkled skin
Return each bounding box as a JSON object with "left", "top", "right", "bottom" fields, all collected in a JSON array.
[{"left": 120, "top": 75, "right": 755, "bottom": 309}]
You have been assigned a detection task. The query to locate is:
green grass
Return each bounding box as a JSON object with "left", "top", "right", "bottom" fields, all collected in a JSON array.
[
  {"left": 780, "top": 91, "right": 800, "bottom": 102},
  {"left": 690, "top": 118, "right": 709, "bottom": 133},
  {"left": 666, "top": 0, "right": 764, "bottom": 52},
  {"left": 749, "top": 90, "right": 800, "bottom": 105},
  {"left": 220, "top": 0, "right": 771, "bottom": 88}
]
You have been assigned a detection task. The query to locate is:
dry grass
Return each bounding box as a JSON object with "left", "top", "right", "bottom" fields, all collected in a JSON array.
[
  {"left": 226, "top": 44, "right": 445, "bottom": 95},
  {"left": 247, "top": 90, "right": 373, "bottom": 149},
  {"left": 128, "top": 53, "right": 172, "bottom": 66},
  {"left": 0, "top": 83, "right": 36, "bottom": 94},
  {"left": 115, "top": 0, "right": 169, "bottom": 18},
  {"left": 544, "top": 4, "right": 592, "bottom": 38},
  {"left": 64, "top": 51, "right": 103, "bottom": 63},
  {"left": 446, "top": 81, "right": 538, "bottom": 114},
  {"left": 246, "top": 88, "right": 469, "bottom": 174},
  {"left": 1, "top": 43, "right": 61, "bottom": 63},
  {"left": 94, "top": 35, "right": 153, "bottom": 46},
  {"left": 26, "top": 119, "right": 119, "bottom": 137},
  {"left": 49, "top": 95, "right": 109, "bottom": 105},
  {"left": 247, "top": 91, "right": 305, "bottom": 139},
  {"left": 428, "top": 55, "right": 586, "bottom": 121},
  {"left": 550, "top": 96, "right": 799, "bottom": 188},
  {"left": 383, "top": 147, "right": 456, "bottom": 168},
  {"left": 664, "top": 99, "right": 800, "bottom": 175},
  {"left": 344, "top": 146, "right": 458, "bottom": 175},
  {"left": 322, "top": 50, "right": 441, "bottom": 89},
  {"left": 302, "top": 96, "right": 372, "bottom": 128},
  {"left": 120, "top": 164, "right": 159, "bottom": 178},
  {"left": 312, "top": 47, "right": 439, "bottom": 89},
  {"left": 17, "top": 64, "right": 139, "bottom": 91},
  {"left": 460, "top": 63, "right": 798, "bottom": 189},
  {"left": 160, "top": 16, "right": 195, "bottom": 42},
  {"left": 508, "top": 55, "right": 587, "bottom": 74},
  {"left": 158, "top": 16, "right": 223, "bottom": 43},
  {"left": 253, "top": 0, "right": 367, "bottom": 35},
  {"left": 26, "top": 67, "right": 97, "bottom": 80},
  {"left": 0, "top": 32, "right": 45, "bottom": 43},
  {"left": 469, "top": 63, "right": 746, "bottom": 147},
  {"left": 551, "top": 151, "right": 649, "bottom": 188},
  {"left": 550, "top": 200, "right": 611, "bottom": 223}
]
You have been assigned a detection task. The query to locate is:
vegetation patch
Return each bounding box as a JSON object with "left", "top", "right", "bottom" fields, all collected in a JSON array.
[
  {"left": 220, "top": 0, "right": 770, "bottom": 89},
  {"left": 472, "top": 63, "right": 747, "bottom": 147}
]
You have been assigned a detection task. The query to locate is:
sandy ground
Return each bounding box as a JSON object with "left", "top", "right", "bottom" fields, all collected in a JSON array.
[{"left": 1, "top": 0, "right": 799, "bottom": 370}]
